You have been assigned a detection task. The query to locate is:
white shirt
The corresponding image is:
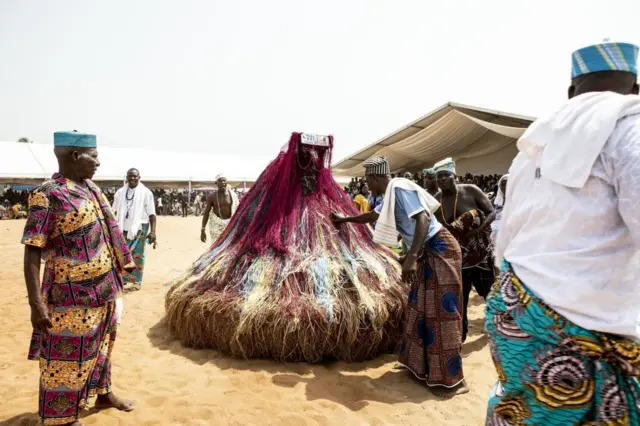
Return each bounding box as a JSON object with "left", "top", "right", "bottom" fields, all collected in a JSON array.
[
  {"left": 113, "top": 185, "right": 156, "bottom": 231},
  {"left": 497, "top": 114, "right": 640, "bottom": 340}
]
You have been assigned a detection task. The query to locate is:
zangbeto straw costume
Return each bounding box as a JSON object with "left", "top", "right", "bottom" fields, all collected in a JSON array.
[{"left": 165, "top": 132, "right": 406, "bottom": 362}]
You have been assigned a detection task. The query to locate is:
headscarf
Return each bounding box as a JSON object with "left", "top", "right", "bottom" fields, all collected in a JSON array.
[
  {"left": 433, "top": 157, "right": 456, "bottom": 174},
  {"left": 494, "top": 174, "right": 509, "bottom": 207}
]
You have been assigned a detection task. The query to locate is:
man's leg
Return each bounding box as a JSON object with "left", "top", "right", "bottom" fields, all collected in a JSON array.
[
  {"left": 93, "top": 299, "right": 135, "bottom": 413},
  {"left": 472, "top": 266, "right": 494, "bottom": 299},
  {"left": 34, "top": 304, "right": 128, "bottom": 426},
  {"left": 461, "top": 268, "right": 473, "bottom": 342}
]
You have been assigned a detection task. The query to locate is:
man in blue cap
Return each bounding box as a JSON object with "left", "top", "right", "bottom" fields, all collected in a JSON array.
[
  {"left": 486, "top": 42, "right": 640, "bottom": 424},
  {"left": 22, "top": 131, "right": 136, "bottom": 425}
]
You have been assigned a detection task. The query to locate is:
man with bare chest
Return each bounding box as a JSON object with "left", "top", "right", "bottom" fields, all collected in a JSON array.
[
  {"left": 433, "top": 158, "right": 495, "bottom": 342},
  {"left": 201, "top": 174, "right": 239, "bottom": 244}
]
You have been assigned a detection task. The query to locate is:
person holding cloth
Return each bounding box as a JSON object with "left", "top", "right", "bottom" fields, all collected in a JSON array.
[{"left": 332, "top": 155, "right": 468, "bottom": 396}]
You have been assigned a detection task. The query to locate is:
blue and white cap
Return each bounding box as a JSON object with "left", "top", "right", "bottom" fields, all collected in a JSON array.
[{"left": 571, "top": 40, "right": 638, "bottom": 79}]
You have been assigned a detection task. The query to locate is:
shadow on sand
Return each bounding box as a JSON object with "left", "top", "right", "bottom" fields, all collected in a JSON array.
[
  {"left": 146, "top": 294, "right": 490, "bottom": 411},
  {"left": 147, "top": 318, "right": 467, "bottom": 410},
  {"left": 1, "top": 404, "right": 119, "bottom": 425},
  {"left": 0, "top": 413, "right": 38, "bottom": 426}
]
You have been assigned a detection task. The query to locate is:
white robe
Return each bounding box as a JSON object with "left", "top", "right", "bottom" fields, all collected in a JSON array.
[{"left": 497, "top": 92, "right": 640, "bottom": 339}]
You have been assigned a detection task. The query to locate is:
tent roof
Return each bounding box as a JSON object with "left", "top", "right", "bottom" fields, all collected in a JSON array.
[
  {"left": 0, "top": 142, "right": 352, "bottom": 187},
  {"left": 332, "top": 102, "right": 535, "bottom": 177},
  {"left": 0, "top": 142, "right": 275, "bottom": 186}
]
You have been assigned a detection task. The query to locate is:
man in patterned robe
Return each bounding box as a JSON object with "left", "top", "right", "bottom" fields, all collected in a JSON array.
[{"left": 23, "top": 131, "right": 135, "bottom": 425}]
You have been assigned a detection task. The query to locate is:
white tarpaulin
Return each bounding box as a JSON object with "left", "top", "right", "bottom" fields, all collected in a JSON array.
[
  {"left": 0, "top": 142, "right": 352, "bottom": 186},
  {"left": 332, "top": 102, "right": 535, "bottom": 176}
]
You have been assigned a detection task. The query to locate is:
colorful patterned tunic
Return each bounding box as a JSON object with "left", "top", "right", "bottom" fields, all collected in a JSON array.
[{"left": 22, "top": 173, "right": 134, "bottom": 425}]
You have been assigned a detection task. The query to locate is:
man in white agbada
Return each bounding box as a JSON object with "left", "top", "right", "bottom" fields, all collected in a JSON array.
[
  {"left": 112, "top": 168, "right": 157, "bottom": 289},
  {"left": 201, "top": 174, "right": 239, "bottom": 244},
  {"left": 486, "top": 41, "right": 640, "bottom": 425}
]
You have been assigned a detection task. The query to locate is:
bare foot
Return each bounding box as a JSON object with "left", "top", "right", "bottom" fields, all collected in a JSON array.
[
  {"left": 95, "top": 392, "right": 135, "bottom": 412},
  {"left": 429, "top": 380, "right": 470, "bottom": 397}
]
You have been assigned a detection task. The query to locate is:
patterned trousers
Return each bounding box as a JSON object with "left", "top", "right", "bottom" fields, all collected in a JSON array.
[{"left": 29, "top": 299, "right": 119, "bottom": 425}]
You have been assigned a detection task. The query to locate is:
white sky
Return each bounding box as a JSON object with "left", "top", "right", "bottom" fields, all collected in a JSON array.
[{"left": 1, "top": 0, "right": 639, "bottom": 163}]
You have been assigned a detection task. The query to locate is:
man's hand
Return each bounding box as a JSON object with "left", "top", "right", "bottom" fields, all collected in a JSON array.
[
  {"left": 200, "top": 229, "right": 207, "bottom": 243},
  {"left": 401, "top": 254, "right": 418, "bottom": 282},
  {"left": 331, "top": 212, "right": 345, "bottom": 224},
  {"left": 147, "top": 232, "right": 156, "bottom": 244},
  {"left": 30, "top": 302, "right": 53, "bottom": 333}
]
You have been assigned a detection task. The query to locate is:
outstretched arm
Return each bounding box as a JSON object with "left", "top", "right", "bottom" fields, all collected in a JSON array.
[{"left": 333, "top": 210, "right": 379, "bottom": 225}]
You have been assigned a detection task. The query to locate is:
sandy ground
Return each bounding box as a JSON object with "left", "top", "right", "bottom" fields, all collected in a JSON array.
[{"left": 0, "top": 216, "right": 495, "bottom": 426}]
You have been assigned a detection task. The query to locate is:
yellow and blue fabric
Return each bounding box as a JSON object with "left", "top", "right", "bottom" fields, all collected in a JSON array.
[
  {"left": 53, "top": 130, "right": 97, "bottom": 148},
  {"left": 485, "top": 259, "right": 640, "bottom": 425},
  {"left": 571, "top": 42, "right": 639, "bottom": 79},
  {"left": 433, "top": 157, "right": 456, "bottom": 174},
  {"left": 353, "top": 194, "right": 370, "bottom": 213},
  {"left": 374, "top": 188, "right": 442, "bottom": 249},
  {"left": 423, "top": 168, "right": 436, "bottom": 176}
]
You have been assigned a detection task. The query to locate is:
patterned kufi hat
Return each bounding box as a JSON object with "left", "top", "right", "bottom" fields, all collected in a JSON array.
[
  {"left": 571, "top": 40, "right": 638, "bottom": 79},
  {"left": 362, "top": 155, "right": 390, "bottom": 176}
]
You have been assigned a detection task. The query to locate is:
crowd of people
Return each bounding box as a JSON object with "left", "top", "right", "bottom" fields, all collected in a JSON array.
[
  {"left": 9, "top": 40, "right": 640, "bottom": 426},
  {"left": 343, "top": 171, "right": 504, "bottom": 214},
  {"left": 335, "top": 155, "right": 504, "bottom": 396},
  {"left": 0, "top": 188, "right": 28, "bottom": 219},
  {"left": 1, "top": 185, "right": 246, "bottom": 220}
]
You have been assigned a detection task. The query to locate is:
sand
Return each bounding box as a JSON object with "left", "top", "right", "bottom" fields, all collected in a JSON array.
[{"left": 0, "top": 216, "right": 496, "bottom": 425}]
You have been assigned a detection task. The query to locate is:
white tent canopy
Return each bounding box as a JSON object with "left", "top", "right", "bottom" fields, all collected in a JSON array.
[
  {"left": 0, "top": 142, "right": 352, "bottom": 187},
  {"left": 332, "top": 102, "right": 535, "bottom": 177}
]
